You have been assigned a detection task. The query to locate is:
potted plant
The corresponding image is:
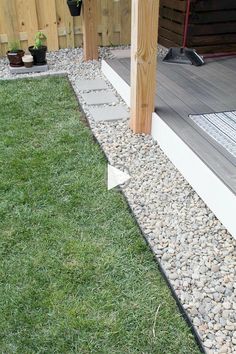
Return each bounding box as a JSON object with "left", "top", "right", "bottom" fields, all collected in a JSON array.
[
  {"left": 67, "top": 0, "right": 82, "bottom": 16},
  {"left": 7, "top": 40, "right": 24, "bottom": 67},
  {"left": 29, "top": 32, "right": 47, "bottom": 66}
]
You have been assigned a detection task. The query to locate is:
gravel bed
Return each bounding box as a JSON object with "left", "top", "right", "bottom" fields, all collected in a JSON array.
[{"left": 1, "top": 47, "right": 236, "bottom": 354}]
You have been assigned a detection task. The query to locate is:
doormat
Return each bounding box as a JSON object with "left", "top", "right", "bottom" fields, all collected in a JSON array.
[{"left": 188, "top": 111, "right": 236, "bottom": 166}]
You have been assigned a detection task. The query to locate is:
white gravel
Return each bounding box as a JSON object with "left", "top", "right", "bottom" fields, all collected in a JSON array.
[{"left": 1, "top": 47, "right": 236, "bottom": 354}]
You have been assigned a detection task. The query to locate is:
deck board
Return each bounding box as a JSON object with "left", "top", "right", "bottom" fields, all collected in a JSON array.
[{"left": 105, "top": 57, "right": 236, "bottom": 194}]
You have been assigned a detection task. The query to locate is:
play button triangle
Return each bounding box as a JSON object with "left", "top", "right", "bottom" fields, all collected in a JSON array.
[{"left": 107, "top": 164, "right": 131, "bottom": 190}]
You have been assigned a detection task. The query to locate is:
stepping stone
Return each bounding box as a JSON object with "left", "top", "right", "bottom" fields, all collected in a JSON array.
[
  {"left": 76, "top": 78, "right": 108, "bottom": 91},
  {"left": 110, "top": 49, "right": 131, "bottom": 59},
  {"left": 89, "top": 105, "right": 129, "bottom": 122},
  {"left": 81, "top": 90, "right": 118, "bottom": 105}
]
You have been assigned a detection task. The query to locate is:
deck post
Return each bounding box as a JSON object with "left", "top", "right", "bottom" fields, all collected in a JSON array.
[
  {"left": 82, "top": 0, "right": 98, "bottom": 61},
  {"left": 130, "top": 0, "right": 159, "bottom": 134}
]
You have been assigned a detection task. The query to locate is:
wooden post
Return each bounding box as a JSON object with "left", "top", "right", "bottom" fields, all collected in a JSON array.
[
  {"left": 130, "top": 0, "right": 159, "bottom": 134},
  {"left": 83, "top": 0, "right": 98, "bottom": 61}
]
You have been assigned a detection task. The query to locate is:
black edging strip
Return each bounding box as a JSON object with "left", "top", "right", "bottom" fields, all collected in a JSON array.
[
  {"left": 67, "top": 75, "right": 206, "bottom": 354},
  {"left": 123, "top": 195, "right": 206, "bottom": 354}
]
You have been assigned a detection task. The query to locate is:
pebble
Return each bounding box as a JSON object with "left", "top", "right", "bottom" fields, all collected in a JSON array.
[
  {"left": 169, "top": 273, "right": 178, "bottom": 280},
  {"left": 222, "top": 310, "right": 231, "bottom": 319},
  {"left": 193, "top": 317, "right": 201, "bottom": 326},
  {"left": 1, "top": 46, "right": 236, "bottom": 354},
  {"left": 204, "top": 339, "right": 213, "bottom": 348},
  {"left": 223, "top": 302, "right": 231, "bottom": 310},
  {"left": 211, "top": 264, "right": 220, "bottom": 272},
  {"left": 212, "top": 304, "right": 221, "bottom": 314},
  {"left": 219, "top": 345, "right": 229, "bottom": 353},
  {"left": 162, "top": 253, "right": 171, "bottom": 261}
]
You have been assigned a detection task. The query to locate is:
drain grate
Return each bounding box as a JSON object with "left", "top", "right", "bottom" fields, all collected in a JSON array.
[{"left": 189, "top": 111, "right": 236, "bottom": 166}]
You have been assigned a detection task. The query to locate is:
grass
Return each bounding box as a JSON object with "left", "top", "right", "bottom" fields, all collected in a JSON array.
[{"left": 0, "top": 77, "right": 201, "bottom": 354}]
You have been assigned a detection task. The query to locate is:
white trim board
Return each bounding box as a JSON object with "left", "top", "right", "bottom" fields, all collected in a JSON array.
[
  {"left": 101, "top": 59, "right": 236, "bottom": 239},
  {"left": 152, "top": 113, "right": 236, "bottom": 239},
  {"left": 101, "top": 60, "right": 130, "bottom": 106}
]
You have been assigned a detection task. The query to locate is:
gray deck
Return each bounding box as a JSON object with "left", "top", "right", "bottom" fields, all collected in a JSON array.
[{"left": 105, "top": 57, "right": 236, "bottom": 195}]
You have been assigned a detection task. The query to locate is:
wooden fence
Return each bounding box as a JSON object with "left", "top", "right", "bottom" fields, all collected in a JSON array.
[
  {"left": 159, "top": 0, "right": 236, "bottom": 54},
  {"left": 0, "top": 0, "right": 131, "bottom": 56},
  {"left": 187, "top": 0, "right": 236, "bottom": 54},
  {"left": 159, "top": 0, "right": 187, "bottom": 49}
]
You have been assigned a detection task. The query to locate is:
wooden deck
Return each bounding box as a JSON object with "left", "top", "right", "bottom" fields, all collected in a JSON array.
[{"left": 105, "top": 56, "right": 236, "bottom": 196}]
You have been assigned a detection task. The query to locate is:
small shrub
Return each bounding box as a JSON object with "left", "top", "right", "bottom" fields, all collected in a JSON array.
[
  {"left": 33, "top": 32, "right": 47, "bottom": 50},
  {"left": 8, "top": 40, "right": 21, "bottom": 53}
]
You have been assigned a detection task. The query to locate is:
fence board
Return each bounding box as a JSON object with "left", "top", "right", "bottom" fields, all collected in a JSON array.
[
  {"left": 160, "top": 0, "right": 186, "bottom": 12},
  {"left": 159, "top": 0, "right": 236, "bottom": 54},
  {"left": 190, "top": 10, "right": 236, "bottom": 24},
  {"left": 1, "top": 0, "right": 19, "bottom": 42},
  {"left": 120, "top": 0, "right": 131, "bottom": 45},
  {"left": 191, "top": 0, "right": 236, "bottom": 12},
  {"left": 57, "top": 0, "right": 75, "bottom": 48},
  {"left": 17, "top": 0, "right": 38, "bottom": 46},
  {"left": 189, "top": 22, "right": 236, "bottom": 36},
  {"left": 101, "top": 0, "right": 114, "bottom": 46},
  {"left": 187, "top": 1, "right": 236, "bottom": 53},
  {"left": 36, "top": 0, "right": 59, "bottom": 50},
  {"left": 0, "top": 0, "right": 132, "bottom": 56}
]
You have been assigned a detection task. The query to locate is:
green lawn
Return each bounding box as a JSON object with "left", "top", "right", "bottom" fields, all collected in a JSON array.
[{"left": 0, "top": 77, "right": 201, "bottom": 354}]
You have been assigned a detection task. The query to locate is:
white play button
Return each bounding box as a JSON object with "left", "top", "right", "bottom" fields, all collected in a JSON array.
[{"left": 107, "top": 164, "right": 131, "bottom": 190}]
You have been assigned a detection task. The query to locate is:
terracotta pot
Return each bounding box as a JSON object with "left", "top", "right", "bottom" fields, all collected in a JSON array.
[
  {"left": 7, "top": 50, "right": 25, "bottom": 67},
  {"left": 22, "top": 54, "right": 34, "bottom": 68},
  {"left": 28, "top": 46, "right": 47, "bottom": 65}
]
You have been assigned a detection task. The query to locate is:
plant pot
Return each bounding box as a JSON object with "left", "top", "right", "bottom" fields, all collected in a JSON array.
[
  {"left": 28, "top": 46, "right": 47, "bottom": 65},
  {"left": 67, "top": 0, "right": 82, "bottom": 16},
  {"left": 22, "top": 54, "right": 34, "bottom": 68},
  {"left": 7, "top": 50, "right": 25, "bottom": 67}
]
